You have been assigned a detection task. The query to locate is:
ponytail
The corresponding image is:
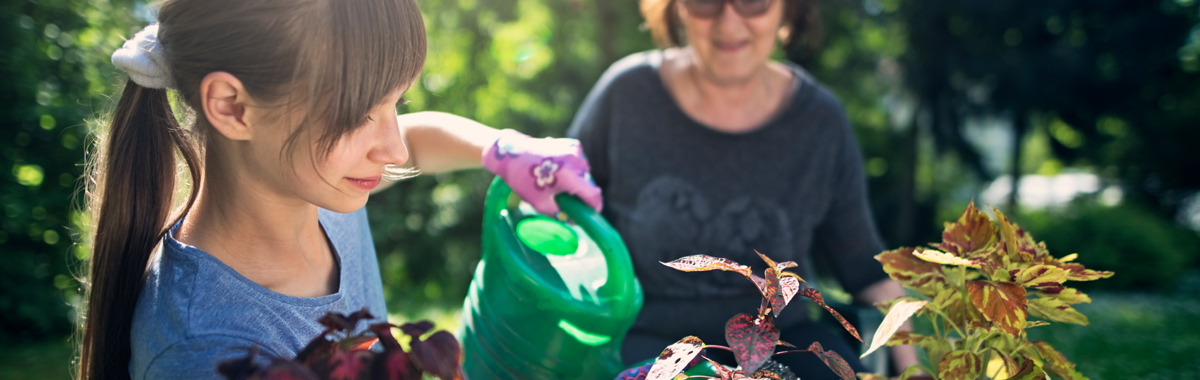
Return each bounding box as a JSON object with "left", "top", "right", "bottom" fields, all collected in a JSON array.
[{"left": 78, "top": 80, "right": 201, "bottom": 380}]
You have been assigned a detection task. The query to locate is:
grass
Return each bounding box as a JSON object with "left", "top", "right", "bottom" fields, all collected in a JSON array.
[
  {"left": 1026, "top": 272, "right": 1200, "bottom": 380},
  {"left": 0, "top": 336, "right": 73, "bottom": 380},
  {"left": 2, "top": 274, "right": 1197, "bottom": 380}
]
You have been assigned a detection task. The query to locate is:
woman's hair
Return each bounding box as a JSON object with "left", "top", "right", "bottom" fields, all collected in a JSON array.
[
  {"left": 77, "top": 0, "right": 426, "bottom": 379},
  {"left": 640, "top": 0, "right": 823, "bottom": 56}
]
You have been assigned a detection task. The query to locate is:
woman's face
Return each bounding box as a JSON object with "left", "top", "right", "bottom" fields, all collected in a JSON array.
[
  {"left": 248, "top": 89, "right": 410, "bottom": 214},
  {"left": 677, "top": 0, "right": 784, "bottom": 84}
]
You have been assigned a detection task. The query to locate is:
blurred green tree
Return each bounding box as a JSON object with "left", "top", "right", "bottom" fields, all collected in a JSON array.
[
  {"left": 0, "top": 0, "right": 140, "bottom": 341},
  {"left": 898, "top": 0, "right": 1200, "bottom": 216}
]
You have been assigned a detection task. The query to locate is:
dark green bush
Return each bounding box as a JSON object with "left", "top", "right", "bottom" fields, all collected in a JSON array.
[{"left": 1020, "top": 201, "right": 1200, "bottom": 290}]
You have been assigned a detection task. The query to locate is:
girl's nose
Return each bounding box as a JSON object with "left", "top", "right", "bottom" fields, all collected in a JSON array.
[{"left": 368, "top": 112, "right": 409, "bottom": 166}]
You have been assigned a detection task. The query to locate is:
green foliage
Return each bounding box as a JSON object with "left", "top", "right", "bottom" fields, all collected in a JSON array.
[
  {"left": 0, "top": 0, "right": 141, "bottom": 341},
  {"left": 1019, "top": 201, "right": 1200, "bottom": 290}
]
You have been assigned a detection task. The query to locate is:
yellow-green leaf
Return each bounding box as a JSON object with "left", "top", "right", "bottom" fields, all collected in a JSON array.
[
  {"left": 1036, "top": 287, "right": 1092, "bottom": 305},
  {"left": 939, "top": 350, "right": 983, "bottom": 380},
  {"left": 1027, "top": 298, "right": 1089, "bottom": 325},
  {"left": 914, "top": 248, "right": 980, "bottom": 267},
  {"left": 1032, "top": 341, "right": 1088, "bottom": 380},
  {"left": 861, "top": 299, "right": 928, "bottom": 358},
  {"left": 966, "top": 280, "right": 1027, "bottom": 336},
  {"left": 985, "top": 348, "right": 1020, "bottom": 379},
  {"left": 886, "top": 331, "right": 928, "bottom": 346},
  {"left": 1012, "top": 264, "right": 1070, "bottom": 288}
]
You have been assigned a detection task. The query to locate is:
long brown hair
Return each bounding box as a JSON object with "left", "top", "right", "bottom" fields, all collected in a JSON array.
[
  {"left": 77, "top": 0, "right": 426, "bottom": 379},
  {"left": 640, "top": 0, "right": 823, "bottom": 56}
]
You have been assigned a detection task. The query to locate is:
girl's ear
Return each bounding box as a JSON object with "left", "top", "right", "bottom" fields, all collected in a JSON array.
[{"left": 200, "top": 71, "right": 253, "bottom": 141}]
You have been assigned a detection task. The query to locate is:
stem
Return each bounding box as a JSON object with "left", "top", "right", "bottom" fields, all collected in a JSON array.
[
  {"left": 772, "top": 349, "right": 812, "bottom": 356},
  {"left": 703, "top": 345, "right": 735, "bottom": 353},
  {"left": 926, "top": 306, "right": 966, "bottom": 340}
]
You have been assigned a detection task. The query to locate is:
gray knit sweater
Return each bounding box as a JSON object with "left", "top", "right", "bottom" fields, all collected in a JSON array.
[{"left": 567, "top": 50, "right": 888, "bottom": 335}]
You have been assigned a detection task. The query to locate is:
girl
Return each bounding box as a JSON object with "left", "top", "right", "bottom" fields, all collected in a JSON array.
[{"left": 80, "top": 0, "right": 599, "bottom": 379}]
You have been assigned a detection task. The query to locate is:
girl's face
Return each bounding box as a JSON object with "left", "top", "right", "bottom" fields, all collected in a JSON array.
[
  {"left": 678, "top": 0, "right": 784, "bottom": 84},
  {"left": 248, "top": 89, "right": 409, "bottom": 213}
]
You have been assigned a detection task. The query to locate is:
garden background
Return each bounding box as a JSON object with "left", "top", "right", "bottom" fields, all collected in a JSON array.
[{"left": 2, "top": 0, "right": 1199, "bottom": 378}]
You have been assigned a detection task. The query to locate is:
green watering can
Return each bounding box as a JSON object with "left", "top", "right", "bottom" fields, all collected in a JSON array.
[{"left": 459, "top": 178, "right": 643, "bottom": 380}]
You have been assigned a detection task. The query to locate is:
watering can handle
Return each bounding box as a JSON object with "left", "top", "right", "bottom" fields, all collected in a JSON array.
[{"left": 483, "top": 177, "right": 640, "bottom": 317}]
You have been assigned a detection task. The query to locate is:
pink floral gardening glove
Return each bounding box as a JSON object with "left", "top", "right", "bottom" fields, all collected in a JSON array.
[{"left": 482, "top": 129, "right": 603, "bottom": 217}]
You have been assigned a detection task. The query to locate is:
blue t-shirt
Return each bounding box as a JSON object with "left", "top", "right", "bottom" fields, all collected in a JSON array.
[{"left": 130, "top": 207, "right": 386, "bottom": 379}]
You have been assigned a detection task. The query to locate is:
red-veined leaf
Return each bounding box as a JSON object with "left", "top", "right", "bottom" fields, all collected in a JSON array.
[
  {"left": 310, "top": 350, "right": 372, "bottom": 380},
  {"left": 938, "top": 350, "right": 983, "bottom": 380},
  {"left": 876, "top": 248, "right": 946, "bottom": 297},
  {"left": 966, "top": 280, "right": 1027, "bottom": 336},
  {"left": 861, "top": 299, "right": 927, "bottom": 358},
  {"left": 257, "top": 359, "right": 320, "bottom": 380},
  {"left": 646, "top": 336, "right": 706, "bottom": 380},
  {"left": 807, "top": 341, "right": 855, "bottom": 380},
  {"left": 399, "top": 320, "right": 435, "bottom": 338},
  {"left": 660, "top": 255, "right": 751, "bottom": 276},
  {"left": 797, "top": 286, "right": 863, "bottom": 342},
  {"left": 724, "top": 313, "right": 779, "bottom": 374},
  {"left": 934, "top": 201, "right": 999, "bottom": 256},
  {"left": 371, "top": 349, "right": 421, "bottom": 380},
  {"left": 409, "top": 331, "right": 462, "bottom": 380}
]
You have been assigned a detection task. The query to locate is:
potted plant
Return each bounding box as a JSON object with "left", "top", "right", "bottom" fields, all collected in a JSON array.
[
  {"left": 856, "top": 202, "right": 1113, "bottom": 380},
  {"left": 218, "top": 308, "right": 463, "bottom": 380},
  {"left": 620, "top": 251, "right": 864, "bottom": 380}
]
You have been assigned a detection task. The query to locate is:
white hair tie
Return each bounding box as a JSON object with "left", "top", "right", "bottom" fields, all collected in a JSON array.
[{"left": 111, "top": 24, "right": 175, "bottom": 89}]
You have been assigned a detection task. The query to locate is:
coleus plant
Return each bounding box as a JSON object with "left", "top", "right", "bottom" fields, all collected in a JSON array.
[
  {"left": 857, "top": 202, "right": 1113, "bottom": 380},
  {"left": 631, "top": 251, "right": 864, "bottom": 380},
  {"left": 218, "top": 308, "right": 463, "bottom": 380}
]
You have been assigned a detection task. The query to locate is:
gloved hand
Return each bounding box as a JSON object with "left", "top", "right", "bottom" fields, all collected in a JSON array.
[{"left": 482, "top": 129, "right": 602, "bottom": 217}]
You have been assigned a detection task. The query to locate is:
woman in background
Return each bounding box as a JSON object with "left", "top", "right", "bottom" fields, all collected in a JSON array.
[{"left": 567, "top": 0, "right": 917, "bottom": 377}]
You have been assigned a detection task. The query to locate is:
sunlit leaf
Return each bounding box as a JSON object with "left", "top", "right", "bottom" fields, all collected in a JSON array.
[
  {"left": 938, "top": 350, "right": 983, "bottom": 380},
  {"left": 861, "top": 299, "right": 928, "bottom": 358},
  {"left": 1032, "top": 341, "right": 1087, "bottom": 380},
  {"left": 797, "top": 286, "right": 863, "bottom": 342},
  {"left": 646, "top": 336, "right": 706, "bottom": 380},
  {"left": 934, "top": 201, "right": 999, "bottom": 257},
  {"left": 913, "top": 248, "right": 979, "bottom": 267},
  {"left": 966, "top": 280, "right": 1027, "bottom": 336},
  {"left": 725, "top": 313, "right": 780, "bottom": 374},
  {"left": 1027, "top": 297, "right": 1089, "bottom": 325},
  {"left": 895, "top": 366, "right": 923, "bottom": 380},
  {"left": 808, "top": 341, "right": 856, "bottom": 380},
  {"left": 876, "top": 247, "right": 946, "bottom": 297},
  {"left": 856, "top": 373, "right": 887, "bottom": 380},
  {"left": 993, "top": 208, "right": 1030, "bottom": 264},
  {"left": 1011, "top": 264, "right": 1069, "bottom": 288},
  {"left": 660, "top": 255, "right": 751, "bottom": 276}
]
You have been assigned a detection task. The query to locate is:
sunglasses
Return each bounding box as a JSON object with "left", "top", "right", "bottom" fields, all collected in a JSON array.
[{"left": 680, "top": 0, "right": 776, "bottom": 19}]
